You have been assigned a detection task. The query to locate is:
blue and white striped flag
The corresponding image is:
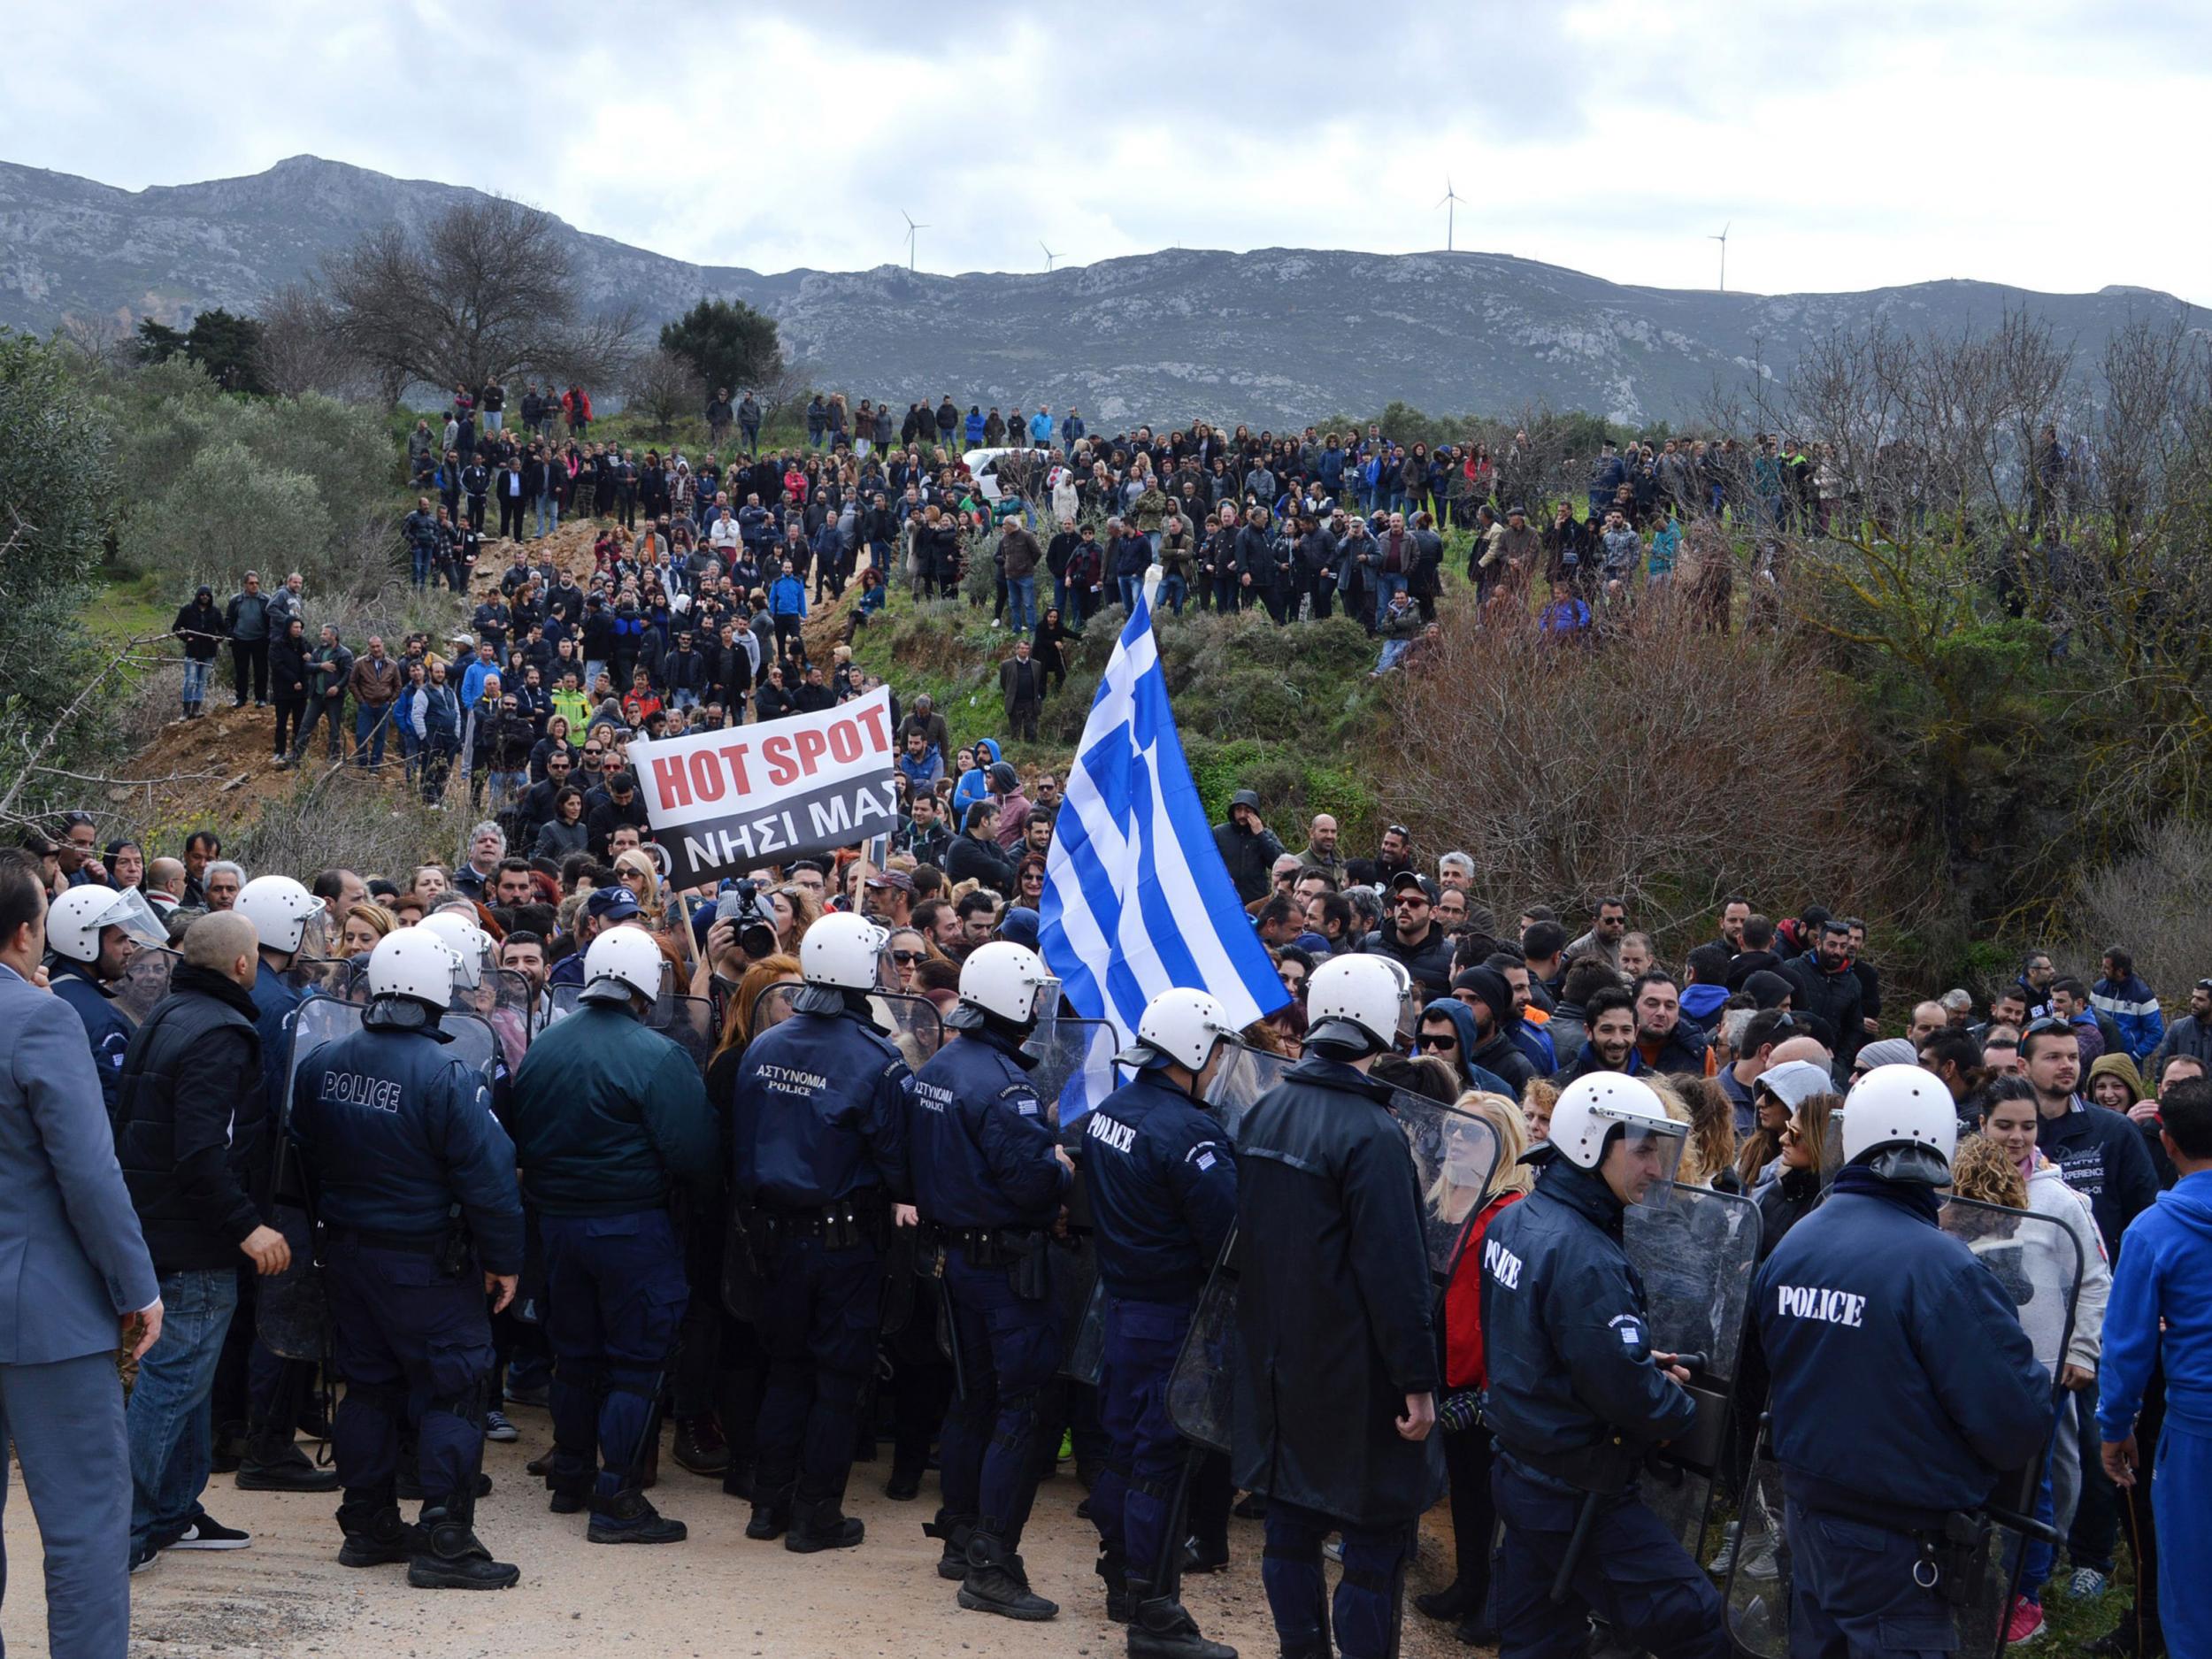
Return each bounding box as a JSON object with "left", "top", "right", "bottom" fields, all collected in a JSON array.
[{"left": 1041, "top": 580, "right": 1289, "bottom": 1055}]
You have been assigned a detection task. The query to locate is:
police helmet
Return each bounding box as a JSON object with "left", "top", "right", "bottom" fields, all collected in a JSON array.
[
  {"left": 800, "top": 911, "right": 889, "bottom": 993},
  {"left": 1840, "top": 1063, "right": 1956, "bottom": 1182},
  {"left": 1303, "top": 954, "right": 1408, "bottom": 1056},
  {"left": 580, "top": 925, "right": 664, "bottom": 1008},
  {"left": 1546, "top": 1073, "right": 1687, "bottom": 1207},
  {"left": 419, "top": 910, "right": 494, "bottom": 989},
  {"left": 1116, "top": 986, "right": 1237, "bottom": 1073},
  {"left": 365, "top": 930, "right": 455, "bottom": 1011},
  {"left": 47, "top": 886, "right": 165, "bottom": 965},
  {"left": 235, "top": 875, "right": 326, "bottom": 956},
  {"left": 952, "top": 941, "right": 1052, "bottom": 1028}
]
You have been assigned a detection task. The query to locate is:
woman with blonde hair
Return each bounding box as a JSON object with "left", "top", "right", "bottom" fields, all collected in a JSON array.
[
  {"left": 338, "top": 901, "right": 396, "bottom": 959},
  {"left": 1417, "top": 1091, "right": 1532, "bottom": 1645},
  {"left": 611, "top": 848, "right": 660, "bottom": 916}
]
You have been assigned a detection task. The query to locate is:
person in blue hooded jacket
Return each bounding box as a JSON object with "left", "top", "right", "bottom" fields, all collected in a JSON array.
[
  {"left": 2099, "top": 1075, "right": 2212, "bottom": 1659},
  {"left": 2091, "top": 947, "right": 2167, "bottom": 1065},
  {"left": 1415, "top": 996, "right": 1516, "bottom": 1097},
  {"left": 1755, "top": 1065, "right": 2050, "bottom": 1656}
]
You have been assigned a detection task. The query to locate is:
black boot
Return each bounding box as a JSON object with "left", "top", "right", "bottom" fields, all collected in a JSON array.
[
  {"left": 924, "top": 1509, "right": 976, "bottom": 1581},
  {"left": 1126, "top": 1578, "right": 1238, "bottom": 1659},
  {"left": 545, "top": 1469, "right": 591, "bottom": 1516},
  {"left": 588, "top": 1487, "right": 687, "bottom": 1545},
  {"left": 406, "top": 1504, "right": 519, "bottom": 1590},
  {"left": 744, "top": 1483, "right": 792, "bottom": 1541},
  {"left": 784, "top": 1497, "right": 864, "bottom": 1554},
  {"left": 1097, "top": 1547, "right": 1133, "bottom": 1622},
  {"left": 671, "top": 1415, "right": 728, "bottom": 1477},
  {"left": 335, "top": 1497, "right": 414, "bottom": 1568},
  {"left": 720, "top": 1456, "right": 755, "bottom": 1502},
  {"left": 1415, "top": 1582, "right": 1476, "bottom": 1623},
  {"left": 957, "top": 1529, "right": 1058, "bottom": 1621},
  {"left": 236, "top": 1430, "right": 342, "bottom": 1493}
]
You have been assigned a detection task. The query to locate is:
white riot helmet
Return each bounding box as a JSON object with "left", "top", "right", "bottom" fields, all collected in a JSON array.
[
  {"left": 419, "top": 910, "right": 494, "bottom": 989},
  {"left": 47, "top": 886, "right": 166, "bottom": 967},
  {"left": 1840, "top": 1063, "right": 1957, "bottom": 1183},
  {"left": 952, "top": 941, "right": 1053, "bottom": 1029},
  {"left": 580, "top": 925, "right": 665, "bottom": 1008},
  {"left": 1547, "top": 1072, "right": 1687, "bottom": 1209},
  {"left": 235, "top": 875, "right": 325, "bottom": 956},
  {"left": 1116, "top": 987, "right": 1238, "bottom": 1074},
  {"left": 1304, "top": 954, "right": 1409, "bottom": 1056},
  {"left": 801, "top": 912, "right": 890, "bottom": 992},
  {"left": 365, "top": 930, "right": 455, "bottom": 1011}
]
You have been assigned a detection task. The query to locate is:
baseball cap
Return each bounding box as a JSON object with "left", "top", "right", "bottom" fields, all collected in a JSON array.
[{"left": 585, "top": 887, "right": 641, "bottom": 922}]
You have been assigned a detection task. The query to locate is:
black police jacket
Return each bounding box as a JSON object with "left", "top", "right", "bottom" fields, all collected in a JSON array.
[
  {"left": 1081, "top": 1072, "right": 1237, "bottom": 1302},
  {"left": 1479, "top": 1156, "right": 1697, "bottom": 1484},
  {"left": 1230, "top": 1055, "right": 1442, "bottom": 1527},
  {"left": 1755, "top": 1171, "right": 2050, "bottom": 1525},
  {"left": 291, "top": 1019, "right": 525, "bottom": 1274},
  {"left": 910, "top": 1025, "right": 1068, "bottom": 1231},
  {"left": 730, "top": 1005, "right": 913, "bottom": 1210}
]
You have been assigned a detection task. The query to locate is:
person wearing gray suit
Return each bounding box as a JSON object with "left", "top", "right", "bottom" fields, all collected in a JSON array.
[{"left": 0, "top": 849, "right": 163, "bottom": 1659}]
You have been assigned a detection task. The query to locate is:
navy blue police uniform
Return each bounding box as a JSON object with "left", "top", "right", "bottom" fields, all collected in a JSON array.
[
  {"left": 909, "top": 1024, "right": 1071, "bottom": 1564},
  {"left": 1479, "top": 1154, "right": 1730, "bottom": 1659},
  {"left": 50, "top": 958, "right": 134, "bottom": 1116},
  {"left": 1754, "top": 1164, "right": 2051, "bottom": 1658},
  {"left": 291, "top": 1008, "right": 524, "bottom": 1528},
  {"left": 728, "top": 995, "right": 913, "bottom": 1538},
  {"left": 1080, "top": 1070, "right": 1237, "bottom": 1594},
  {"left": 509, "top": 996, "right": 717, "bottom": 1532}
]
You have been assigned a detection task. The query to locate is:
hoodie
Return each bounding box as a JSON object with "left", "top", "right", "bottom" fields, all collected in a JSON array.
[
  {"left": 1679, "top": 982, "right": 1731, "bottom": 1031},
  {"left": 2091, "top": 973, "right": 2166, "bottom": 1064},
  {"left": 2099, "top": 1171, "right": 2212, "bottom": 1439},
  {"left": 1418, "top": 997, "right": 1514, "bottom": 1098}
]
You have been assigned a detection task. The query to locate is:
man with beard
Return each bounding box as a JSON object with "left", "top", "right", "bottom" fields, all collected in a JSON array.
[{"left": 1558, "top": 986, "right": 1640, "bottom": 1083}]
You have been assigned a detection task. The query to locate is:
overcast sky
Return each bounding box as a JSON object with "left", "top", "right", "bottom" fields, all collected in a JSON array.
[{"left": 5, "top": 1, "right": 2206, "bottom": 303}]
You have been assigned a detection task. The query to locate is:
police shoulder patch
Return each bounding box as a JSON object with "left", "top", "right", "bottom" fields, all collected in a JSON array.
[
  {"left": 1185, "top": 1139, "right": 1223, "bottom": 1171},
  {"left": 1000, "top": 1083, "right": 1042, "bottom": 1118}
]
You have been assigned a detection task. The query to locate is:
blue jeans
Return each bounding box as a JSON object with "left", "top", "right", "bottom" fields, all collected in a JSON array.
[
  {"left": 127, "top": 1267, "right": 240, "bottom": 1555},
  {"left": 1118, "top": 575, "right": 1141, "bottom": 613},
  {"left": 483, "top": 411, "right": 503, "bottom": 433},
  {"left": 1377, "top": 638, "right": 1412, "bottom": 673},
  {"left": 1006, "top": 575, "right": 1037, "bottom": 635},
  {"left": 181, "top": 658, "right": 211, "bottom": 707},
  {"left": 353, "top": 702, "right": 391, "bottom": 768},
  {"left": 1159, "top": 572, "right": 1187, "bottom": 616},
  {"left": 488, "top": 768, "right": 527, "bottom": 812},
  {"left": 411, "top": 544, "right": 433, "bottom": 588},
  {"left": 1376, "top": 572, "right": 1409, "bottom": 609},
  {"left": 534, "top": 494, "right": 559, "bottom": 537}
]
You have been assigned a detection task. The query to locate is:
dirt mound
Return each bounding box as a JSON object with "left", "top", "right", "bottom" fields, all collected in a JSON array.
[{"left": 115, "top": 703, "right": 400, "bottom": 832}]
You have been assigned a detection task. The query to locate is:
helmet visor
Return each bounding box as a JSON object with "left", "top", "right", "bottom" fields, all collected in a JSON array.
[
  {"left": 1600, "top": 1116, "right": 1690, "bottom": 1211},
  {"left": 296, "top": 906, "right": 334, "bottom": 963},
  {"left": 96, "top": 887, "right": 173, "bottom": 954}
]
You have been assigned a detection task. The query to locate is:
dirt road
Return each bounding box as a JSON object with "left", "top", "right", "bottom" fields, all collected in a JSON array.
[{"left": 5, "top": 1430, "right": 1482, "bottom": 1658}]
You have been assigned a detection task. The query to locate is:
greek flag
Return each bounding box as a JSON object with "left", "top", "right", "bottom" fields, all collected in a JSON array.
[{"left": 1040, "top": 579, "right": 1290, "bottom": 1064}]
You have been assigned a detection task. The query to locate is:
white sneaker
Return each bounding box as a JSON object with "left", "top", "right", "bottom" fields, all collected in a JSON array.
[
  {"left": 2068, "top": 1567, "right": 2108, "bottom": 1599},
  {"left": 1740, "top": 1544, "right": 1778, "bottom": 1582},
  {"left": 484, "top": 1409, "right": 518, "bottom": 1443}
]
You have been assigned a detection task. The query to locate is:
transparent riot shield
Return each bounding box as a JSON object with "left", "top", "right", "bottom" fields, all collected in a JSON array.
[
  {"left": 651, "top": 994, "right": 716, "bottom": 1073},
  {"left": 748, "top": 983, "right": 945, "bottom": 1071},
  {"left": 111, "top": 946, "right": 179, "bottom": 1025},
  {"left": 546, "top": 981, "right": 585, "bottom": 1023},
  {"left": 448, "top": 965, "right": 534, "bottom": 1072},
  {"left": 1624, "top": 1184, "right": 1763, "bottom": 1567},
  {"left": 1203, "top": 1041, "right": 1292, "bottom": 1143},
  {"left": 261, "top": 1001, "right": 503, "bottom": 1362},
  {"left": 1166, "top": 1089, "right": 1502, "bottom": 1456},
  {"left": 1724, "top": 1194, "right": 2082, "bottom": 1659},
  {"left": 1023, "top": 1012, "right": 1118, "bottom": 1132}
]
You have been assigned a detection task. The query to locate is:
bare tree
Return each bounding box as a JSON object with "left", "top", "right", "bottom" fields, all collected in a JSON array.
[
  {"left": 624, "top": 347, "right": 704, "bottom": 439},
  {"left": 253, "top": 281, "right": 375, "bottom": 400},
  {"left": 320, "top": 196, "right": 639, "bottom": 400},
  {"left": 51, "top": 311, "right": 135, "bottom": 374}
]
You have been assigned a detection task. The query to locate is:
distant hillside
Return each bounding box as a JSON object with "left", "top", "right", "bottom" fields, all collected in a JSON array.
[{"left": 4, "top": 154, "right": 2201, "bottom": 426}]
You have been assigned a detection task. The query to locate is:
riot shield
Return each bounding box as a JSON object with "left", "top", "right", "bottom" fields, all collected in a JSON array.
[
  {"left": 1623, "top": 1184, "right": 1763, "bottom": 1566},
  {"left": 1724, "top": 1194, "right": 2082, "bottom": 1659},
  {"left": 448, "top": 965, "right": 534, "bottom": 1071},
  {"left": 747, "top": 983, "right": 944, "bottom": 1071},
  {"left": 1166, "top": 1091, "right": 1502, "bottom": 1456},
  {"left": 111, "top": 946, "right": 179, "bottom": 1025},
  {"left": 261, "top": 1001, "right": 504, "bottom": 1362},
  {"left": 1022, "top": 1013, "right": 1118, "bottom": 1131},
  {"left": 546, "top": 981, "right": 586, "bottom": 1023},
  {"left": 1203, "top": 1041, "right": 1291, "bottom": 1143},
  {"left": 651, "top": 994, "right": 716, "bottom": 1073}
]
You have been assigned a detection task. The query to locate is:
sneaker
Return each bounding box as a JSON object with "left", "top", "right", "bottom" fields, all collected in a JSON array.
[
  {"left": 2006, "top": 1597, "right": 2047, "bottom": 1645},
  {"left": 129, "top": 1544, "right": 160, "bottom": 1574},
  {"left": 1707, "top": 1522, "right": 1740, "bottom": 1575},
  {"left": 1739, "top": 1543, "right": 1778, "bottom": 1582},
  {"left": 483, "top": 1409, "right": 518, "bottom": 1443},
  {"left": 2070, "top": 1567, "right": 2110, "bottom": 1600},
  {"left": 168, "top": 1515, "right": 251, "bottom": 1550}
]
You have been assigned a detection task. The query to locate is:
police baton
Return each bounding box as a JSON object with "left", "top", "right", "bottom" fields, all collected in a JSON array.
[{"left": 1549, "top": 1351, "right": 1707, "bottom": 1606}]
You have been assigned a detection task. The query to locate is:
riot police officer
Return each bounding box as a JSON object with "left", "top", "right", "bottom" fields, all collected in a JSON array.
[
  {"left": 728, "top": 912, "right": 916, "bottom": 1552},
  {"left": 234, "top": 873, "right": 346, "bottom": 1494},
  {"left": 1232, "top": 954, "right": 1441, "bottom": 1659},
  {"left": 511, "top": 926, "right": 717, "bottom": 1544},
  {"left": 45, "top": 885, "right": 150, "bottom": 1114},
  {"left": 1755, "top": 1064, "right": 2050, "bottom": 1656},
  {"left": 290, "top": 930, "right": 525, "bottom": 1588},
  {"left": 1086, "top": 987, "right": 1240, "bottom": 1659},
  {"left": 1479, "top": 1071, "right": 1724, "bottom": 1658},
  {"left": 909, "top": 941, "right": 1072, "bottom": 1621}
]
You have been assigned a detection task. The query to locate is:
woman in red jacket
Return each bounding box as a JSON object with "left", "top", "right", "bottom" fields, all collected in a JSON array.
[{"left": 1417, "top": 1090, "right": 1535, "bottom": 1647}]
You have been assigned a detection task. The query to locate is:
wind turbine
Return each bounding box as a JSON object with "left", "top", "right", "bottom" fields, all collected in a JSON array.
[
  {"left": 1041, "top": 241, "right": 1060, "bottom": 273},
  {"left": 1709, "top": 221, "right": 1731, "bottom": 292},
  {"left": 902, "top": 210, "right": 929, "bottom": 273},
  {"left": 1435, "top": 176, "right": 1465, "bottom": 253}
]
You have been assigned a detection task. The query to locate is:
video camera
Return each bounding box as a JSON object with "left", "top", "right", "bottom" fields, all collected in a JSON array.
[{"left": 717, "top": 879, "right": 779, "bottom": 963}]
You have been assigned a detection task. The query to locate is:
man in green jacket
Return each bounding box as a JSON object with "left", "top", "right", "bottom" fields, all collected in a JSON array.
[{"left": 510, "top": 927, "right": 715, "bottom": 1546}]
